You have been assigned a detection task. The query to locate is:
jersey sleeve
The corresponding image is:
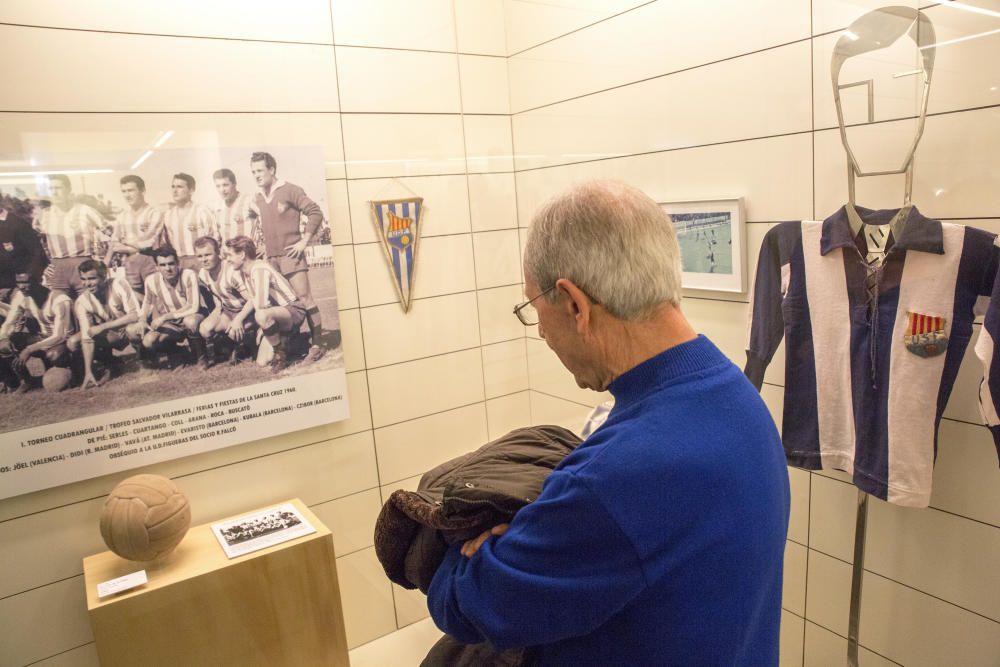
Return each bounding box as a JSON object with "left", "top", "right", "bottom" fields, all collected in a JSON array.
[
  {"left": 115, "top": 280, "right": 141, "bottom": 316},
  {"left": 137, "top": 208, "right": 165, "bottom": 249},
  {"left": 744, "top": 225, "right": 788, "bottom": 390},
  {"left": 972, "top": 238, "right": 1000, "bottom": 462},
  {"left": 75, "top": 297, "right": 96, "bottom": 341},
  {"left": 251, "top": 266, "right": 270, "bottom": 309},
  {"left": 179, "top": 270, "right": 201, "bottom": 315},
  {"left": 427, "top": 469, "right": 646, "bottom": 650},
  {"left": 83, "top": 205, "right": 111, "bottom": 257},
  {"left": 111, "top": 213, "right": 126, "bottom": 243},
  {"left": 0, "top": 291, "right": 26, "bottom": 339},
  {"left": 40, "top": 297, "right": 72, "bottom": 346},
  {"left": 291, "top": 185, "right": 324, "bottom": 237},
  {"left": 198, "top": 206, "right": 220, "bottom": 242},
  {"left": 229, "top": 269, "right": 252, "bottom": 303}
]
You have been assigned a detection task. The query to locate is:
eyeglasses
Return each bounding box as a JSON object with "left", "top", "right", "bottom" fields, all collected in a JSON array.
[{"left": 513, "top": 285, "right": 555, "bottom": 326}]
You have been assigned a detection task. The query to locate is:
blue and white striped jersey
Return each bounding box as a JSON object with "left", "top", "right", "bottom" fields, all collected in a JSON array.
[{"left": 746, "top": 205, "right": 1000, "bottom": 507}]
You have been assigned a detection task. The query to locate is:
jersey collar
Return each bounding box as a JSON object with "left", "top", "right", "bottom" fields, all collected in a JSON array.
[
  {"left": 258, "top": 180, "right": 287, "bottom": 204},
  {"left": 820, "top": 205, "right": 943, "bottom": 256}
]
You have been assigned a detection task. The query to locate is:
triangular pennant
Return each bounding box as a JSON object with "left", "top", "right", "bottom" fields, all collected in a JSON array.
[{"left": 370, "top": 197, "right": 423, "bottom": 313}]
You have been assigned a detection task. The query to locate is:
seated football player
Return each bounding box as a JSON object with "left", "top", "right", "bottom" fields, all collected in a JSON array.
[
  {"left": 0, "top": 269, "right": 74, "bottom": 393},
  {"left": 140, "top": 246, "right": 209, "bottom": 369},
  {"left": 194, "top": 235, "right": 256, "bottom": 364},
  {"left": 67, "top": 259, "right": 145, "bottom": 388},
  {"left": 224, "top": 235, "right": 310, "bottom": 373}
]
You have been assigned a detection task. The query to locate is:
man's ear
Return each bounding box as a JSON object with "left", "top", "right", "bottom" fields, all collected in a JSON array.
[{"left": 555, "top": 278, "right": 594, "bottom": 334}]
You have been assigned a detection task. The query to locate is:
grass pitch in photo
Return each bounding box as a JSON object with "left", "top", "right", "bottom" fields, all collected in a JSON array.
[
  {"left": 0, "top": 278, "right": 343, "bottom": 435},
  {"left": 672, "top": 212, "right": 733, "bottom": 275}
]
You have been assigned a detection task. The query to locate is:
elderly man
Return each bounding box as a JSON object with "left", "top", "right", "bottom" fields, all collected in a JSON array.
[{"left": 427, "top": 181, "right": 790, "bottom": 665}]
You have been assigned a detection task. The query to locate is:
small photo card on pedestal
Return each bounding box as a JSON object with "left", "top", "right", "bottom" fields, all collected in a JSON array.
[{"left": 211, "top": 502, "right": 316, "bottom": 559}]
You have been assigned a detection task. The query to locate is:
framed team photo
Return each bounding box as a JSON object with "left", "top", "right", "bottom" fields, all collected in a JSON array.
[
  {"left": 660, "top": 198, "right": 746, "bottom": 293},
  {"left": 0, "top": 144, "right": 350, "bottom": 500}
]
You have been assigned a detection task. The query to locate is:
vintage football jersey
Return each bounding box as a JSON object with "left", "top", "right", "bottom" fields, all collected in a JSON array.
[
  {"left": 113, "top": 204, "right": 163, "bottom": 249},
  {"left": 199, "top": 262, "right": 250, "bottom": 313},
  {"left": 245, "top": 260, "right": 298, "bottom": 309},
  {"left": 215, "top": 192, "right": 260, "bottom": 246},
  {"left": 746, "top": 205, "right": 1000, "bottom": 507},
  {"left": 161, "top": 202, "right": 218, "bottom": 257},
  {"left": 143, "top": 269, "right": 201, "bottom": 317},
  {"left": 34, "top": 202, "right": 106, "bottom": 258},
  {"left": 75, "top": 277, "right": 141, "bottom": 341},
  {"left": 0, "top": 289, "right": 75, "bottom": 340}
]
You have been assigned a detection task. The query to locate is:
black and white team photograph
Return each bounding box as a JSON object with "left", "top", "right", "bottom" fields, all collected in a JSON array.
[
  {"left": 211, "top": 502, "right": 316, "bottom": 559},
  {"left": 0, "top": 146, "right": 345, "bottom": 435},
  {"left": 220, "top": 509, "right": 303, "bottom": 546}
]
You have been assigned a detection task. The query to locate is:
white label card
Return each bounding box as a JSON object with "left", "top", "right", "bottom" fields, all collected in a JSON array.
[{"left": 97, "top": 569, "right": 148, "bottom": 599}]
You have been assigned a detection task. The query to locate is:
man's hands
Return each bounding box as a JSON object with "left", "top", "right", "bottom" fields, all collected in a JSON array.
[
  {"left": 284, "top": 238, "right": 309, "bottom": 260},
  {"left": 226, "top": 317, "right": 246, "bottom": 342},
  {"left": 14, "top": 347, "right": 35, "bottom": 369},
  {"left": 461, "top": 523, "right": 509, "bottom": 558}
]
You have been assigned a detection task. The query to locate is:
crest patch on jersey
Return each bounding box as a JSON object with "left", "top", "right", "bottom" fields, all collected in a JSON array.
[{"left": 904, "top": 311, "right": 948, "bottom": 358}]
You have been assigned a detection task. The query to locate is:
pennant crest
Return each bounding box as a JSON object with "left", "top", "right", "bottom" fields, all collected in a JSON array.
[
  {"left": 370, "top": 197, "right": 423, "bottom": 312},
  {"left": 904, "top": 311, "right": 948, "bottom": 358}
]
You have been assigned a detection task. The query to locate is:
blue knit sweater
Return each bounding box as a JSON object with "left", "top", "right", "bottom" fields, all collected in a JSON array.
[{"left": 428, "top": 335, "right": 790, "bottom": 665}]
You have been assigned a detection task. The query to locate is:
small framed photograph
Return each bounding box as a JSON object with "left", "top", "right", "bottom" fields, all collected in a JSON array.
[
  {"left": 211, "top": 502, "right": 316, "bottom": 559},
  {"left": 660, "top": 198, "right": 746, "bottom": 293}
]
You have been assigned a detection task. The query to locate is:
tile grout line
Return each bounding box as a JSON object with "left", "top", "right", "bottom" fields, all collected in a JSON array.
[
  {"left": 802, "top": 619, "right": 905, "bottom": 666},
  {"left": 806, "top": 545, "right": 1000, "bottom": 626},
  {"left": 506, "top": 0, "right": 660, "bottom": 58},
  {"left": 804, "top": 5, "right": 815, "bottom": 659},
  {"left": 450, "top": 0, "right": 493, "bottom": 453},
  {"left": 324, "top": 4, "right": 398, "bottom": 631},
  {"left": 22, "top": 640, "right": 95, "bottom": 667},
  {"left": 0, "top": 21, "right": 509, "bottom": 58}
]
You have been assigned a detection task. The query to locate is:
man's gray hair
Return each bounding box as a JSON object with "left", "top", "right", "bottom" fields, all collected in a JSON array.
[{"left": 523, "top": 180, "right": 682, "bottom": 320}]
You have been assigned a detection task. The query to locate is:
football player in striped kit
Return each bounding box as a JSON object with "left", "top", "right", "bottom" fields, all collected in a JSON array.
[
  {"left": 67, "top": 259, "right": 144, "bottom": 388},
  {"left": 161, "top": 173, "right": 220, "bottom": 272},
  {"left": 194, "top": 236, "right": 256, "bottom": 365},
  {"left": 225, "top": 235, "right": 308, "bottom": 373},
  {"left": 0, "top": 268, "right": 75, "bottom": 393},
  {"left": 249, "top": 152, "right": 325, "bottom": 363},
  {"left": 213, "top": 168, "right": 261, "bottom": 247},
  {"left": 32, "top": 174, "right": 109, "bottom": 299},
  {"left": 140, "top": 246, "right": 210, "bottom": 369},
  {"left": 107, "top": 175, "right": 162, "bottom": 295}
]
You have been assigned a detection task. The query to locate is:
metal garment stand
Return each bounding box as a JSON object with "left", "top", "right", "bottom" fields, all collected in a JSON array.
[
  {"left": 847, "top": 490, "right": 869, "bottom": 666},
  {"left": 829, "top": 9, "right": 937, "bottom": 666}
]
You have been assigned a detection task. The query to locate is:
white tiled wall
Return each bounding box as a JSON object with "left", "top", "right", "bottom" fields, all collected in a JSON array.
[
  {"left": 0, "top": 2, "right": 526, "bottom": 664},
  {"left": 509, "top": 1, "right": 1000, "bottom": 666}
]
